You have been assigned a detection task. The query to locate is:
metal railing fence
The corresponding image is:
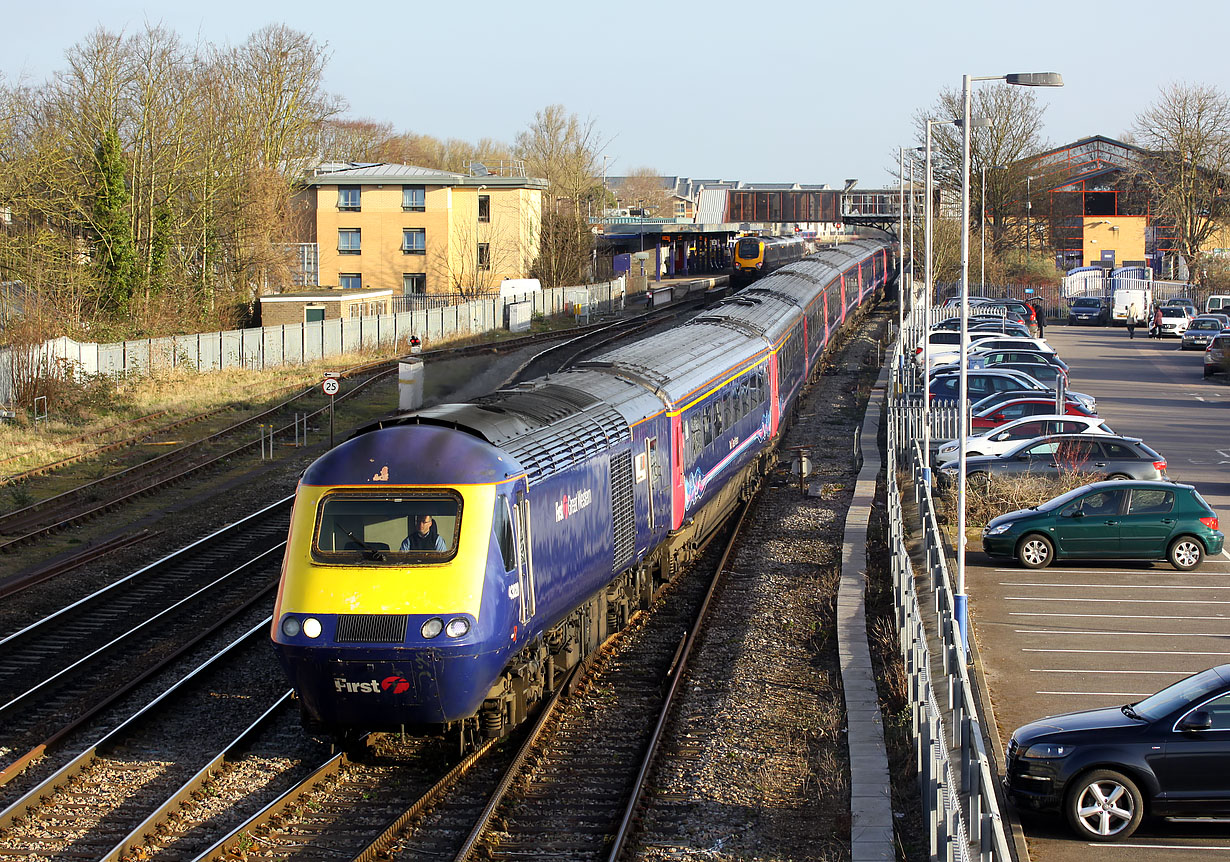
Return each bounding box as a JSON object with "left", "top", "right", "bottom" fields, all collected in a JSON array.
[{"left": 883, "top": 305, "right": 1014, "bottom": 862}]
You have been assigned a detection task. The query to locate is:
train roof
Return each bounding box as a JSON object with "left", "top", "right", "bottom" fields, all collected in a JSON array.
[
  {"left": 365, "top": 382, "right": 631, "bottom": 485},
  {"left": 579, "top": 321, "right": 767, "bottom": 407},
  {"left": 690, "top": 291, "right": 806, "bottom": 344}
]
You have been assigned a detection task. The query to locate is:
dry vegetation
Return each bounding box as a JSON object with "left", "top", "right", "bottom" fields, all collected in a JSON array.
[{"left": 937, "top": 469, "right": 1106, "bottom": 537}]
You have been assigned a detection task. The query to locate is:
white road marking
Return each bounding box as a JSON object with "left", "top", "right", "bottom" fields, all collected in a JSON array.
[
  {"left": 1024, "top": 648, "right": 1230, "bottom": 656},
  {"left": 1007, "top": 596, "right": 1230, "bottom": 604},
  {"left": 1003, "top": 582, "right": 1230, "bottom": 590},
  {"left": 991, "top": 563, "right": 1230, "bottom": 572},
  {"left": 1030, "top": 668, "right": 1190, "bottom": 675},
  {"left": 1099, "top": 844, "right": 1230, "bottom": 852},
  {"left": 1017, "top": 629, "right": 1230, "bottom": 638},
  {"left": 1011, "top": 612, "right": 1230, "bottom": 620},
  {"left": 1037, "top": 690, "right": 1149, "bottom": 696}
]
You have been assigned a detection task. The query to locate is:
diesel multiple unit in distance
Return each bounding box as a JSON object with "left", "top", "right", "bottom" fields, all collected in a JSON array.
[
  {"left": 732, "top": 234, "right": 808, "bottom": 286},
  {"left": 271, "top": 239, "right": 891, "bottom": 746}
]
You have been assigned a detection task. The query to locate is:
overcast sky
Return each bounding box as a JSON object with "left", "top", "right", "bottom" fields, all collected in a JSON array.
[{"left": 9, "top": 0, "right": 1229, "bottom": 189}]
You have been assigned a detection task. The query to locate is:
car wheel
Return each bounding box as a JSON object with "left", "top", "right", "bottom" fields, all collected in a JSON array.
[
  {"left": 1065, "top": 769, "right": 1144, "bottom": 841},
  {"left": 1017, "top": 533, "right": 1054, "bottom": 569},
  {"left": 1168, "top": 536, "right": 1204, "bottom": 571},
  {"left": 967, "top": 451, "right": 984, "bottom": 458},
  {"left": 1106, "top": 473, "right": 1131, "bottom": 480}
]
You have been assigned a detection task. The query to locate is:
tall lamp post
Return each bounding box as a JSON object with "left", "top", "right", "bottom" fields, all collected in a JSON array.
[{"left": 957, "top": 71, "right": 1063, "bottom": 652}]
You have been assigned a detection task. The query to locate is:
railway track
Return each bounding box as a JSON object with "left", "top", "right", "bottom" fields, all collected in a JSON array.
[
  {"left": 0, "top": 497, "right": 292, "bottom": 782},
  {"left": 0, "top": 623, "right": 326, "bottom": 861}
]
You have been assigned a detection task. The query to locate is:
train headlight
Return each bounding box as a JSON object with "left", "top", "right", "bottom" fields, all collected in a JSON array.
[
  {"left": 421, "top": 618, "right": 444, "bottom": 639},
  {"left": 445, "top": 617, "right": 471, "bottom": 638},
  {"left": 281, "top": 616, "right": 301, "bottom": 637},
  {"left": 302, "top": 618, "right": 322, "bottom": 639}
]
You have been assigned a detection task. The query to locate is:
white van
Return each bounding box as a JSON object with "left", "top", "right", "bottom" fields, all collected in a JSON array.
[{"left": 1206, "top": 294, "right": 1230, "bottom": 315}]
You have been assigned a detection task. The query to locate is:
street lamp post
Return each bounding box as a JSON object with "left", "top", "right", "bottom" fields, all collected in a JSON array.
[
  {"left": 899, "top": 147, "right": 906, "bottom": 343},
  {"left": 1026, "top": 174, "right": 1032, "bottom": 259},
  {"left": 957, "top": 71, "right": 1063, "bottom": 652}
]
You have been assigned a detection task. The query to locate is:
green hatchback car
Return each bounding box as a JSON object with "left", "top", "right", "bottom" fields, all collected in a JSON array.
[{"left": 982, "top": 480, "right": 1224, "bottom": 570}]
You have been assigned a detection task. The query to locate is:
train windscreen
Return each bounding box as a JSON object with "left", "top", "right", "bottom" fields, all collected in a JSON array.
[
  {"left": 736, "top": 238, "right": 761, "bottom": 259},
  {"left": 313, "top": 490, "right": 462, "bottom": 562}
]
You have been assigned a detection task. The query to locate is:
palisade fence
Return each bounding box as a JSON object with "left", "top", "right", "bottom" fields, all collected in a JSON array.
[
  {"left": 0, "top": 278, "right": 628, "bottom": 407},
  {"left": 884, "top": 293, "right": 1013, "bottom": 862}
]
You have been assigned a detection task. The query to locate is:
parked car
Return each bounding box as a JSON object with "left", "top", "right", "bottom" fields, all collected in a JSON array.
[
  {"left": 930, "top": 314, "right": 1008, "bottom": 332},
  {"left": 928, "top": 368, "right": 1051, "bottom": 403},
  {"left": 971, "top": 396, "right": 1097, "bottom": 430},
  {"left": 984, "top": 479, "right": 1221, "bottom": 571},
  {"left": 987, "top": 361, "right": 1067, "bottom": 388},
  {"left": 971, "top": 349, "right": 1070, "bottom": 373},
  {"left": 1067, "top": 296, "right": 1110, "bottom": 325},
  {"left": 936, "top": 414, "right": 1112, "bottom": 464},
  {"left": 971, "top": 320, "right": 1033, "bottom": 338},
  {"left": 1162, "top": 296, "right": 1199, "bottom": 314},
  {"left": 1006, "top": 663, "right": 1230, "bottom": 840},
  {"left": 1206, "top": 331, "right": 1230, "bottom": 378},
  {"left": 914, "top": 329, "right": 999, "bottom": 361},
  {"left": 1207, "top": 294, "right": 1230, "bottom": 315},
  {"left": 1156, "top": 305, "right": 1193, "bottom": 337},
  {"left": 969, "top": 336, "right": 1056, "bottom": 355},
  {"left": 937, "top": 433, "right": 1166, "bottom": 488},
  {"left": 1181, "top": 315, "right": 1230, "bottom": 350}
]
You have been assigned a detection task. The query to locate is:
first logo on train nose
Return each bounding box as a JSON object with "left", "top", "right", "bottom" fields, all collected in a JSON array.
[{"left": 381, "top": 676, "right": 410, "bottom": 694}]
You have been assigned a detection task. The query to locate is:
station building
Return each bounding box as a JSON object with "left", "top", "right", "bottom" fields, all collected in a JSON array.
[{"left": 292, "top": 162, "right": 547, "bottom": 298}]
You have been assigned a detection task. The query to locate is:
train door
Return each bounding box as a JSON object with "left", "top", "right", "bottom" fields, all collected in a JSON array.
[
  {"left": 512, "top": 484, "right": 535, "bottom": 624},
  {"left": 644, "top": 436, "right": 660, "bottom": 532}
]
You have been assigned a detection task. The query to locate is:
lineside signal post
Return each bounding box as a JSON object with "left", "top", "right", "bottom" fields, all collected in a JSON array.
[{"left": 322, "top": 374, "right": 340, "bottom": 447}]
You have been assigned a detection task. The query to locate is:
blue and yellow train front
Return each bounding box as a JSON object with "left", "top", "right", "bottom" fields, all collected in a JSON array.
[{"left": 271, "top": 424, "right": 527, "bottom": 731}]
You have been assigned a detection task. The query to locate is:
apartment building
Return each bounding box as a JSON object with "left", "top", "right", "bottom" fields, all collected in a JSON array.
[{"left": 296, "top": 162, "right": 547, "bottom": 296}]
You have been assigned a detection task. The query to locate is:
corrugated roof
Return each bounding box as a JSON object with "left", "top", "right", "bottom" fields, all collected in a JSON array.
[
  {"left": 305, "top": 162, "right": 547, "bottom": 189},
  {"left": 696, "top": 188, "right": 728, "bottom": 224}
]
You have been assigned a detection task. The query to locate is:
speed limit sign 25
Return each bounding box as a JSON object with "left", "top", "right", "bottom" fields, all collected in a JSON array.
[{"left": 322, "top": 377, "right": 340, "bottom": 396}]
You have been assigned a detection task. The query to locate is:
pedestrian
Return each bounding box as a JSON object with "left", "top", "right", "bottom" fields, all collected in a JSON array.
[
  {"left": 1152, "top": 304, "right": 1163, "bottom": 338},
  {"left": 1126, "top": 301, "right": 1138, "bottom": 339},
  {"left": 1032, "top": 300, "right": 1046, "bottom": 338}
]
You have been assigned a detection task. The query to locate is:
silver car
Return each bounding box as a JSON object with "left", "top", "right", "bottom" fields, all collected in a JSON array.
[
  {"left": 938, "top": 433, "right": 1167, "bottom": 487},
  {"left": 1182, "top": 315, "right": 1230, "bottom": 350}
]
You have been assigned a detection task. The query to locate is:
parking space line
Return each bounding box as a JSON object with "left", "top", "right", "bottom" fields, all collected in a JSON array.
[
  {"left": 1003, "top": 581, "right": 1230, "bottom": 590},
  {"left": 1017, "top": 629, "right": 1230, "bottom": 638},
  {"left": 990, "top": 564, "right": 1230, "bottom": 572},
  {"left": 1030, "top": 669, "right": 1190, "bottom": 675},
  {"left": 1104, "top": 845, "right": 1230, "bottom": 853},
  {"left": 1011, "top": 611, "right": 1230, "bottom": 620},
  {"left": 1024, "top": 648, "right": 1230, "bottom": 656},
  {"left": 1008, "top": 596, "right": 1230, "bottom": 604},
  {"left": 1037, "top": 689, "right": 1150, "bottom": 696}
]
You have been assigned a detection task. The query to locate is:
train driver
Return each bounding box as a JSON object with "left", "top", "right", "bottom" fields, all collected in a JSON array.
[{"left": 401, "top": 513, "right": 447, "bottom": 552}]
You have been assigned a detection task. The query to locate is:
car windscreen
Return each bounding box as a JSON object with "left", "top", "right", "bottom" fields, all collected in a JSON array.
[
  {"left": 1190, "top": 319, "right": 1222, "bottom": 331},
  {"left": 1133, "top": 666, "right": 1229, "bottom": 720},
  {"left": 1160, "top": 308, "right": 1187, "bottom": 319},
  {"left": 1071, "top": 298, "right": 1101, "bottom": 308}
]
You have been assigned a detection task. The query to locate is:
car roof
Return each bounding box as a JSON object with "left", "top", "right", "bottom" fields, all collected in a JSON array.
[{"left": 1080, "top": 478, "right": 1193, "bottom": 491}]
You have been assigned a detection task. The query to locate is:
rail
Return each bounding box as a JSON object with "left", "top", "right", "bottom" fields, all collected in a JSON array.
[{"left": 883, "top": 296, "right": 1014, "bottom": 862}]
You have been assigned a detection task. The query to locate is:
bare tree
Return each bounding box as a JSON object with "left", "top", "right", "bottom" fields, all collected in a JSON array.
[
  {"left": 912, "top": 83, "right": 1052, "bottom": 253},
  {"left": 1131, "top": 82, "right": 1230, "bottom": 277},
  {"left": 514, "top": 105, "right": 602, "bottom": 287},
  {"left": 619, "top": 167, "right": 673, "bottom": 217}
]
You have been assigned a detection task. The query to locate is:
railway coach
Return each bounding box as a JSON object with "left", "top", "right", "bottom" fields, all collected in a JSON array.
[{"left": 271, "top": 239, "right": 892, "bottom": 748}]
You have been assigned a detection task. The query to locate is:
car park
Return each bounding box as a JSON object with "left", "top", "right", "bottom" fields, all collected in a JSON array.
[
  {"left": 1206, "top": 331, "right": 1230, "bottom": 377},
  {"left": 1005, "top": 662, "right": 1230, "bottom": 840},
  {"left": 937, "top": 433, "right": 1166, "bottom": 487},
  {"left": 1067, "top": 296, "right": 1110, "bottom": 325},
  {"left": 983, "top": 479, "right": 1221, "bottom": 571},
  {"left": 936, "top": 414, "right": 1112, "bottom": 463},
  {"left": 1181, "top": 315, "right": 1230, "bottom": 350},
  {"left": 1156, "top": 305, "right": 1193, "bottom": 337},
  {"left": 971, "top": 396, "right": 1097, "bottom": 429}
]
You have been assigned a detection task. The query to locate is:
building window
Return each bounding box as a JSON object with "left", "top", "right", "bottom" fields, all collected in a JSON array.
[
  {"left": 675, "top": 201, "right": 686, "bottom": 217},
  {"left": 402, "top": 185, "right": 425, "bottom": 212},
  {"left": 477, "top": 243, "right": 491, "bottom": 270},
  {"left": 402, "top": 228, "right": 426, "bottom": 254},
  {"left": 339, "top": 273, "right": 361, "bottom": 290},
  {"left": 338, "top": 228, "right": 361, "bottom": 254},
  {"left": 403, "top": 273, "right": 426, "bottom": 295},
  {"left": 338, "top": 186, "right": 361, "bottom": 211},
  {"left": 478, "top": 194, "right": 490, "bottom": 223}
]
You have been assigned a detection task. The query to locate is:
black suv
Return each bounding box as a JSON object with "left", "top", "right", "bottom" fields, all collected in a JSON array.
[
  {"left": 1068, "top": 296, "right": 1109, "bottom": 325},
  {"left": 1007, "top": 665, "right": 1230, "bottom": 841}
]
